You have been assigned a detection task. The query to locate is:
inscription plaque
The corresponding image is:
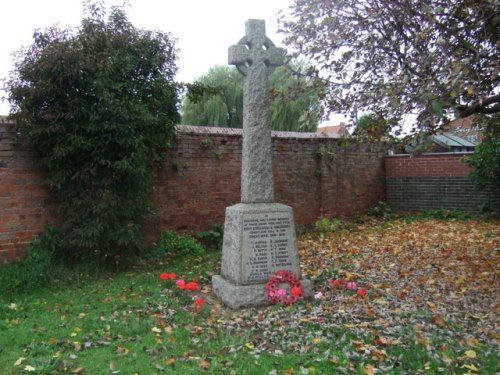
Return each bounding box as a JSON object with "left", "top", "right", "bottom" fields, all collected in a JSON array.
[{"left": 241, "top": 211, "right": 296, "bottom": 283}]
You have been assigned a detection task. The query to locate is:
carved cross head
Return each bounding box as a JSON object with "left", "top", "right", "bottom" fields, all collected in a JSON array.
[{"left": 228, "top": 19, "right": 285, "bottom": 77}]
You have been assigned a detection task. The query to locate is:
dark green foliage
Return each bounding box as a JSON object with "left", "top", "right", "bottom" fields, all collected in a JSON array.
[
  {"left": 0, "top": 225, "right": 59, "bottom": 294},
  {"left": 402, "top": 209, "right": 474, "bottom": 223},
  {"left": 181, "top": 63, "right": 321, "bottom": 131},
  {"left": 6, "top": 5, "right": 180, "bottom": 261},
  {"left": 182, "top": 66, "right": 243, "bottom": 128},
  {"left": 464, "top": 116, "right": 500, "bottom": 194},
  {"left": 314, "top": 216, "right": 342, "bottom": 233},
  {"left": 146, "top": 232, "right": 204, "bottom": 260},
  {"left": 196, "top": 224, "right": 224, "bottom": 251},
  {"left": 355, "top": 114, "right": 390, "bottom": 139},
  {"left": 365, "top": 201, "right": 393, "bottom": 220}
]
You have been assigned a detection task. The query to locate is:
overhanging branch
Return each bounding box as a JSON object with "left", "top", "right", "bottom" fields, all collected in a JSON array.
[{"left": 458, "top": 93, "right": 500, "bottom": 117}]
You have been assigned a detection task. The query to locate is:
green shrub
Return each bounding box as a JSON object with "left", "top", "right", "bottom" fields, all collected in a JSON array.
[
  {"left": 146, "top": 232, "right": 204, "bottom": 260},
  {"left": 365, "top": 201, "right": 392, "bottom": 219},
  {"left": 315, "top": 216, "right": 342, "bottom": 233},
  {"left": 196, "top": 224, "right": 224, "bottom": 251},
  {"left": 6, "top": 4, "right": 179, "bottom": 262},
  {"left": 0, "top": 225, "right": 59, "bottom": 294}
]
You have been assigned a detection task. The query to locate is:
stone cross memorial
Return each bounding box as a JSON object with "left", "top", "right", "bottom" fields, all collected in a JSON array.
[{"left": 212, "top": 19, "right": 312, "bottom": 309}]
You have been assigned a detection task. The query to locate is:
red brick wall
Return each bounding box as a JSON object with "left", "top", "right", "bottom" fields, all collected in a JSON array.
[
  {"left": 0, "top": 119, "right": 57, "bottom": 264},
  {"left": 385, "top": 153, "right": 497, "bottom": 213},
  {"left": 0, "top": 121, "right": 388, "bottom": 263},
  {"left": 145, "top": 127, "right": 387, "bottom": 243},
  {"left": 385, "top": 154, "right": 473, "bottom": 177}
]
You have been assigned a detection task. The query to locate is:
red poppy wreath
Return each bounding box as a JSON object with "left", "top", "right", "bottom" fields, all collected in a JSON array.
[{"left": 265, "top": 270, "right": 303, "bottom": 305}]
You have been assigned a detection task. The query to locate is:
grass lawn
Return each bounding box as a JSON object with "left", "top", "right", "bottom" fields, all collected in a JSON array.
[{"left": 0, "top": 217, "right": 498, "bottom": 374}]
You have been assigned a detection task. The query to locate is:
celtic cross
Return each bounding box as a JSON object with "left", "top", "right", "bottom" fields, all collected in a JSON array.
[{"left": 228, "top": 19, "right": 285, "bottom": 203}]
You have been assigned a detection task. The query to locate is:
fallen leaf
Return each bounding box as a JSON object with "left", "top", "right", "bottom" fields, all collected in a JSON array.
[
  {"left": 165, "top": 358, "right": 176, "bottom": 366},
  {"left": 461, "top": 364, "right": 479, "bottom": 372},
  {"left": 364, "top": 364, "right": 375, "bottom": 375},
  {"left": 464, "top": 350, "right": 477, "bottom": 359},
  {"left": 9, "top": 303, "right": 18, "bottom": 310},
  {"left": 372, "top": 348, "right": 387, "bottom": 361},
  {"left": 116, "top": 346, "right": 129, "bottom": 356},
  {"left": 14, "top": 357, "right": 26, "bottom": 366},
  {"left": 374, "top": 336, "right": 389, "bottom": 346},
  {"left": 199, "top": 359, "right": 210, "bottom": 370},
  {"left": 466, "top": 337, "right": 480, "bottom": 347},
  {"left": 433, "top": 316, "right": 446, "bottom": 327}
]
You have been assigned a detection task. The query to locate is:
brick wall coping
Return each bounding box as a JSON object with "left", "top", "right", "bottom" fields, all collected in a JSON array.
[
  {"left": 177, "top": 124, "right": 331, "bottom": 139},
  {"left": 387, "top": 152, "right": 474, "bottom": 158}
]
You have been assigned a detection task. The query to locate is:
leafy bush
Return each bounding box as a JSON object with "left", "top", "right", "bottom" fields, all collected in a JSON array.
[
  {"left": 463, "top": 115, "right": 500, "bottom": 204},
  {"left": 6, "top": 4, "right": 179, "bottom": 262},
  {"left": 0, "top": 225, "right": 59, "bottom": 294},
  {"left": 146, "top": 232, "right": 204, "bottom": 260},
  {"left": 365, "top": 201, "right": 392, "bottom": 220},
  {"left": 315, "top": 216, "right": 342, "bottom": 233},
  {"left": 196, "top": 224, "right": 224, "bottom": 251}
]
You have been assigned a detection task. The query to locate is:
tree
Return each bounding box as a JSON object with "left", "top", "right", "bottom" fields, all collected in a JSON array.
[
  {"left": 355, "top": 113, "right": 390, "bottom": 139},
  {"left": 464, "top": 115, "right": 500, "bottom": 194},
  {"left": 181, "top": 63, "right": 321, "bottom": 132},
  {"left": 279, "top": 0, "right": 499, "bottom": 134},
  {"left": 6, "top": 4, "right": 180, "bottom": 261},
  {"left": 182, "top": 66, "right": 243, "bottom": 128}
]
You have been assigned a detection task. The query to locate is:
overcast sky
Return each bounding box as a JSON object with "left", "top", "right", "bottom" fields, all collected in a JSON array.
[{"left": 0, "top": 0, "right": 293, "bottom": 116}]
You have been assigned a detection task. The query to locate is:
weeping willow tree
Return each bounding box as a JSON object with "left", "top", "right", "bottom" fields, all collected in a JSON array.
[
  {"left": 182, "top": 66, "right": 243, "bottom": 128},
  {"left": 181, "top": 63, "right": 321, "bottom": 132}
]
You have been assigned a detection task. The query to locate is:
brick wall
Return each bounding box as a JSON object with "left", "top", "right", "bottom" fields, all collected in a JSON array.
[
  {"left": 0, "top": 121, "right": 388, "bottom": 263},
  {"left": 0, "top": 119, "right": 58, "bottom": 264},
  {"left": 385, "top": 153, "right": 498, "bottom": 213},
  {"left": 145, "top": 126, "right": 387, "bottom": 242}
]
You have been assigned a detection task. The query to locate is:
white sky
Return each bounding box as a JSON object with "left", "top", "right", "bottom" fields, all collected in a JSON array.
[{"left": 0, "top": 0, "right": 293, "bottom": 116}]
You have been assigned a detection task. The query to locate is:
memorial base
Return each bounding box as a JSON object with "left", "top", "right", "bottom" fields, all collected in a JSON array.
[
  {"left": 212, "top": 202, "right": 313, "bottom": 309},
  {"left": 212, "top": 275, "right": 313, "bottom": 309}
]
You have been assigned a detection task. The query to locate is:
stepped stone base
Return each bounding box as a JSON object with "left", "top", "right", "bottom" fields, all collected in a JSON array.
[{"left": 212, "top": 275, "right": 313, "bottom": 309}]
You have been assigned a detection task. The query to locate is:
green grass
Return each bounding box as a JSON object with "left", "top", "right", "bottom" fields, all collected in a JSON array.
[{"left": 1, "top": 221, "right": 498, "bottom": 374}]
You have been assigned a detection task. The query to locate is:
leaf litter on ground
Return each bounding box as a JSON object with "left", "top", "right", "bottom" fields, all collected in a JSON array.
[{"left": 162, "top": 218, "right": 499, "bottom": 373}]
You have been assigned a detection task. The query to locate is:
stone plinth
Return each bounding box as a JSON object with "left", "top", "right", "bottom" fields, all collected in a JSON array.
[{"left": 212, "top": 203, "right": 313, "bottom": 309}]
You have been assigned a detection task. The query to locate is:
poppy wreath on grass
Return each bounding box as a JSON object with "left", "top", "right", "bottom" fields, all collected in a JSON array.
[{"left": 265, "top": 270, "right": 303, "bottom": 305}]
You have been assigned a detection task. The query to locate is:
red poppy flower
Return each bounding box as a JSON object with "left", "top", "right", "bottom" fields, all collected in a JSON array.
[
  {"left": 184, "top": 282, "right": 199, "bottom": 291},
  {"left": 291, "top": 286, "right": 302, "bottom": 297},
  {"left": 160, "top": 272, "right": 177, "bottom": 281},
  {"left": 176, "top": 279, "right": 186, "bottom": 289},
  {"left": 194, "top": 297, "right": 205, "bottom": 311},
  {"left": 357, "top": 288, "right": 367, "bottom": 298},
  {"left": 330, "top": 279, "right": 341, "bottom": 287}
]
